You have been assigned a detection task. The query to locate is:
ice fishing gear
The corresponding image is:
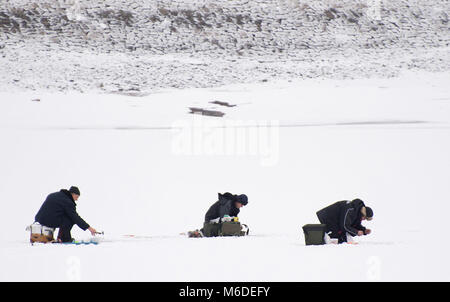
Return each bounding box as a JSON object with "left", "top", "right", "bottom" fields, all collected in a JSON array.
[
  {"left": 196, "top": 217, "right": 249, "bottom": 237},
  {"left": 221, "top": 215, "right": 233, "bottom": 222},
  {"left": 26, "top": 222, "right": 55, "bottom": 244},
  {"left": 219, "top": 221, "right": 244, "bottom": 236},
  {"left": 202, "top": 221, "right": 222, "bottom": 237},
  {"left": 62, "top": 237, "right": 100, "bottom": 245},
  {"left": 302, "top": 224, "right": 327, "bottom": 245}
]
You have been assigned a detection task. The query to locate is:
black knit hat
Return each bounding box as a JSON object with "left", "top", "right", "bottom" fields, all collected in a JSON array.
[
  {"left": 69, "top": 186, "right": 80, "bottom": 196},
  {"left": 236, "top": 194, "right": 248, "bottom": 205},
  {"left": 365, "top": 207, "right": 373, "bottom": 219}
]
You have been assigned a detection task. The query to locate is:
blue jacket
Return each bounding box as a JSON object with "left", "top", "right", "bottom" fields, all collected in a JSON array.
[{"left": 35, "top": 189, "right": 90, "bottom": 231}]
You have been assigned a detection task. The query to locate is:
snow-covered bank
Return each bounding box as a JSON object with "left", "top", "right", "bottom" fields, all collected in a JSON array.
[
  {"left": 0, "top": 71, "right": 449, "bottom": 281},
  {"left": 1, "top": 44, "right": 449, "bottom": 94},
  {"left": 1, "top": 0, "right": 449, "bottom": 93}
]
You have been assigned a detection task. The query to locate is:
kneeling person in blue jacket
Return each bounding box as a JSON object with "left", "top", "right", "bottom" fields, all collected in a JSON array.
[{"left": 34, "top": 186, "right": 97, "bottom": 243}]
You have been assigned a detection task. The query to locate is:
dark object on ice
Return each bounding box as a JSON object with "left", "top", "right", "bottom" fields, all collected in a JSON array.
[
  {"left": 316, "top": 199, "right": 371, "bottom": 244},
  {"left": 34, "top": 188, "right": 90, "bottom": 243},
  {"left": 69, "top": 186, "right": 80, "bottom": 196},
  {"left": 31, "top": 98, "right": 40, "bottom": 102},
  {"left": 302, "top": 224, "right": 327, "bottom": 245},
  {"left": 219, "top": 221, "right": 244, "bottom": 236},
  {"left": 204, "top": 192, "right": 247, "bottom": 222},
  {"left": 188, "top": 107, "right": 225, "bottom": 117},
  {"left": 200, "top": 221, "right": 248, "bottom": 237},
  {"left": 209, "top": 101, "right": 237, "bottom": 107},
  {"left": 202, "top": 222, "right": 221, "bottom": 237}
]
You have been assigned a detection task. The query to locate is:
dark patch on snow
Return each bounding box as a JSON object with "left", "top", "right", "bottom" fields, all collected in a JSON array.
[
  {"left": 209, "top": 101, "right": 236, "bottom": 107},
  {"left": 188, "top": 107, "right": 225, "bottom": 117}
]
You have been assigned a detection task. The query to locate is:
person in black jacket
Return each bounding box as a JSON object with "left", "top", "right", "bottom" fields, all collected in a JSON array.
[
  {"left": 197, "top": 192, "right": 248, "bottom": 237},
  {"left": 316, "top": 199, "right": 373, "bottom": 244},
  {"left": 34, "top": 186, "right": 97, "bottom": 242},
  {"left": 204, "top": 192, "right": 248, "bottom": 223}
]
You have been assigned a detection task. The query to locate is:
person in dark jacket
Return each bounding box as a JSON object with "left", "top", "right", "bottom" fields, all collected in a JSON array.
[
  {"left": 34, "top": 186, "right": 97, "bottom": 242},
  {"left": 316, "top": 198, "right": 373, "bottom": 244},
  {"left": 204, "top": 192, "right": 248, "bottom": 222},
  {"left": 198, "top": 192, "right": 248, "bottom": 237}
]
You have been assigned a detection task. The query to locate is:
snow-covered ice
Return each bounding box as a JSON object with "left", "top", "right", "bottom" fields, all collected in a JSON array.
[{"left": 0, "top": 70, "right": 449, "bottom": 281}]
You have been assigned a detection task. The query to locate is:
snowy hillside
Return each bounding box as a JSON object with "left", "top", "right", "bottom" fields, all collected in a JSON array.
[
  {"left": 0, "top": 0, "right": 449, "bottom": 93},
  {"left": 0, "top": 0, "right": 450, "bottom": 282}
]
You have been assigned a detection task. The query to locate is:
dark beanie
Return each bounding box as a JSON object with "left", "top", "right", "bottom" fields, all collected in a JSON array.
[
  {"left": 69, "top": 186, "right": 80, "bottom": 196},
  {"left": 236, "top": 194, "right": 248, "bottom": 205},
  {"left": 365, "top": 207, "right": 373, "bottom": 218}
]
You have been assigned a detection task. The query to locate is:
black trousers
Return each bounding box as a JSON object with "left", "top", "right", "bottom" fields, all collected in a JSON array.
[
  {"left": 317, "top": 215, "right": 347, "bottom": 244},
  {"left": 57, "top": 215, "right": 75, "bottom": 243}
]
